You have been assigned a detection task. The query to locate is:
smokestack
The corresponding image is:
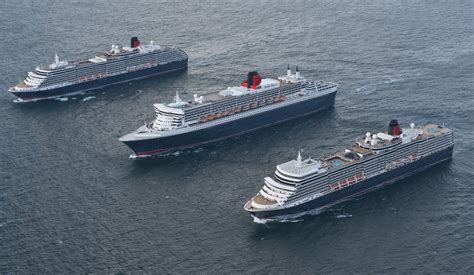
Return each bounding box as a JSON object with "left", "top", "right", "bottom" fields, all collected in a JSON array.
[
  {"left": 388, "top": 119, "right": 402, "bottom": 135},
  {"left": 295, "top": 66, "right": 300, "bottom": 79},
  {"left": 247, "top": 71, "right": 257, "bottom": 89},
  {"left": 287, "top": 64, "right": 291, "bottom": 77},
  {"left": 131, "top": 37, "right": 140, "bottom": 48}
]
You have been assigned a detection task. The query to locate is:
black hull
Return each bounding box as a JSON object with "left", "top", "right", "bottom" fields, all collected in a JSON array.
[
  {"left": 249, "top": 145, "right": 454, "bottom": 220},
  {"left": 122, "top": 91, "right": 337, "bottom": 157},
  {"left": 11, "top": 59, "right": 187, "bottom": 102}
]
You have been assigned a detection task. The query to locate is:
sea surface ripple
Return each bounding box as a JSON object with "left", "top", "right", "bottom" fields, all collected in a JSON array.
[{"left": 0, "top": 0, "right": 473, "bottom": 273}]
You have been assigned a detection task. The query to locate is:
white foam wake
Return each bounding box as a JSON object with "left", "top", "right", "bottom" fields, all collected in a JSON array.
[
  {"left": 82, "top": 96, "right": 96, "bottom": 102},
  {"left": 335, "top": 213, "right": 353, "bottom": 219},
  {"left": 251, "top": 207, "right": 326, "bottom": 224}
]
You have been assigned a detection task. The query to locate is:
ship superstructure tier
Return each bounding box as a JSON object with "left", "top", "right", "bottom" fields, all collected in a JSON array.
[
  {"left": 119, "top": 66, "right": 338, "bottom": 158},
  {"left": 9, "top": 37, "right": 188, "bottom": 102},
  {"left": 244, "top": 120, "right": 454, "bottom": 221}
]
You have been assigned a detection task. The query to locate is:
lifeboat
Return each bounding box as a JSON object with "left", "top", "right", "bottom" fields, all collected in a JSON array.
[
  {"left": 266, "top": 97, "right": 274, "bottom": 104},
  {"left": 234, "top": 106, "right": 242, "bottom": 113},
  {"left": 409, "top": 154, "right": 419, "bottom": 161},
  {"left": 199, "top": 116, "right": 208, "bottom": 123},
  {"left": 242, "top": 104, "right": 249, "bottom": 111},
  {"left": 339, "top": 179, "right": 348, "bottom": 187},
  {"left": 250, "top": 102, "right": 257, "bottom": 109},
  {"left": 258, "top": 100, "right": 265, "bottom": 107},
  {"left": 215, "top": 112, "right": 222, "bottom": 118},
  {"left": 274, "top": 95, "right": 286, "bottom": 102},
  {"left": 207, "top": 114, "right": 215, "bottom": 120},
  {"left": 347, "top": 176, "right": 356, "bottom": 184}
]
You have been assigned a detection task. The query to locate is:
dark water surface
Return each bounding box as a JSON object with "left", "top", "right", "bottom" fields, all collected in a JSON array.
[{"left": 1, "top": 1, "right": 473, "bottom": 273}]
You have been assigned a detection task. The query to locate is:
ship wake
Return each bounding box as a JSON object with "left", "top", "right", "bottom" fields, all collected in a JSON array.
[{"left": 251, "top": 207, "right": 327, "bottom": 224}]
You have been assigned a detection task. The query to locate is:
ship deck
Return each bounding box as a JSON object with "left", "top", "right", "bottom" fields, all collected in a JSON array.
[
  {"left": 180, "top": 79, "right": 297, "bottom": 109},
  {"left": 253, "top": 194, "right": 277, "bottom": 205},
  {"left": 15, "top": 82, "right": 29, "bottom": 88},
  {"left": 420, "top": 124, "right": 451, "bottom": 138},
  {"left": 350, "top": 144, "right": 372, "bottom": 155},
  {"left": 356, "top": 135, "right": 401, "bottom": 149},
  {"left": 201, "top": 92, "right": 226, "bottom": 102},
  {"left": 321, "top": 124, "right": 451, "bottom": 170},
  {"left": 36, "top": 45, "right": 181, "bottom": 71}
]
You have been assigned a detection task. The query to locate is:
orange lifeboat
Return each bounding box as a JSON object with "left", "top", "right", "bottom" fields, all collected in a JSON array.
[
  {"left": 339, "top": 179, "right": 348, "bottom": 187},
  {"left": 274, "top": 95, "right": 286, "bottom": 102}
]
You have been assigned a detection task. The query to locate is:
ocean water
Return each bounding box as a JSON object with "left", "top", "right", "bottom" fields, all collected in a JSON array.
[{"left": 1, "top": 0, "right": 473, "bottom": 273}]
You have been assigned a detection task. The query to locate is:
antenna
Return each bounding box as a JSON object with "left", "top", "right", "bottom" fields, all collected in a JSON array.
[
  {"left": 296, "top": 150, "right": 302, "bottom": 167},
  {"left": 175, "top": 91, "right": 182, "bottom": 104}
]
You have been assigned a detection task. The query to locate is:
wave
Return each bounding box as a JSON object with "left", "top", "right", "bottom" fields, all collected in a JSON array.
[
  {"left": 383, "top": 77, "right": 403, "bottom": 84},
  {"left": 54, "top": 97, "right": 69, "bottom": 102},
  {"left": 82, "top": 96, "right": 96, "bottom": 102},
  {"left": 251, "top": 207, "right": 326, "bottom": 224}
]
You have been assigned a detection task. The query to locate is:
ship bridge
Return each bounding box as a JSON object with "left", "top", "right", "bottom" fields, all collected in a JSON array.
[
  {"left": 151, "top": 92, "right": 186, "bottom": 131},
  {"left": 276, "top": 152, "right": 326, "bottom": 183},
  {"left": 245, "top": 152, "right": 327, "bottom": 212}
]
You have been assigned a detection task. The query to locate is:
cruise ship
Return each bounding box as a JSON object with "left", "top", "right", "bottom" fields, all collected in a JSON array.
[
  {"left": 119, "top": 66, "right": 338, "bottom": 158},
  {"left": 9, "top": 37, "right": 188, "bottom": 102},
  {"left": 244, "top": 120, "right": 454, "bottom": 222}
]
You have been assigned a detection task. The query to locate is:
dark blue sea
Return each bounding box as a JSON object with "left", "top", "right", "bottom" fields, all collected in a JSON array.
[{"left": 1, "top": 0, "right": 473, "bottom": 273}]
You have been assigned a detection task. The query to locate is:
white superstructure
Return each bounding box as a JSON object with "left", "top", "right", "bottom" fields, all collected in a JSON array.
[
  {"left": 125, "top": 66, "right": 338, "bottom": 137},
  {"left": 9, "top": 37, "right": 187, "bottom": 93},
  {"left": 245, "top": 122, "right": 454, "bottom": 215}
]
